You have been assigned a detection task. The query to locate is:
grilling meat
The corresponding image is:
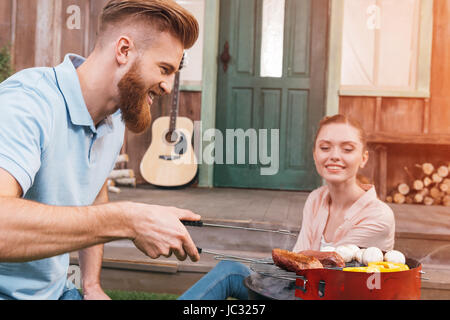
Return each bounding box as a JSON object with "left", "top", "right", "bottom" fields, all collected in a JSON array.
[
  {"left": 298, "top": 250, "right": 346, "bottom": 268},
  {"left": 272, "top": 249, "right": 323, "bottom": 273}
]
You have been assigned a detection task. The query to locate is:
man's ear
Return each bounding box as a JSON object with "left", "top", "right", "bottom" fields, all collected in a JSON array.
[{"left": 115, "top": 36, "right": 135, "bottom": 66}]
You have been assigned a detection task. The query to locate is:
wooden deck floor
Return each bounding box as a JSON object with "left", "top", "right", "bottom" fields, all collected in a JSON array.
[
  {"left": 109, "top": 185, "right": 450, "bottom": 237},
  {"left": 109, "top": 185, "right": 309, "bottom": 229}
]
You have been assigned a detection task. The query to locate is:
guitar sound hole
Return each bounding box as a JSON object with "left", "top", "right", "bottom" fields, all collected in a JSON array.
[
  {"left": 164, "top": 130, "right": 187, "bottom": 156},
  {"left": 165, "top": 131, "right": 179, "bottom": 144}
]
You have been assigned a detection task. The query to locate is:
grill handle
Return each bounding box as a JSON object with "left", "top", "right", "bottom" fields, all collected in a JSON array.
[{"left": 181, "top": 220, "right": 204, "bottom": 227}]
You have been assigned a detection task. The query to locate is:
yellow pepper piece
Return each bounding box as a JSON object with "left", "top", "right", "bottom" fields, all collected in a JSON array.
[
  {"left": 343, "top": 262, "right": 409, "bottom": 273},
  {"left": 368, "top": 261, "right": 409, "bottom": 272}
]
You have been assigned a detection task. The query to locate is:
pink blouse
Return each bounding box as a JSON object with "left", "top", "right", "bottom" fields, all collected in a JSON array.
[{"left": 293, "top": 185, "right": 395, "bottom": 252}]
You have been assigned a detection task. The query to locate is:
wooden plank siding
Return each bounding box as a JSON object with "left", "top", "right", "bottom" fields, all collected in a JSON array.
[
  {"left": 60, "top": 0, "right": 89, "bottom": 60},
  {"left": 0, "top": 1, "right": 13, "bottom": 49},
  {"left": 340, "top": 1, "right": 450, "bottom": 199},
  {"left": 15, "top": 0, "right": 37, "bottom": 70},
  {"left": 429, "top": 0, "right": 450, "bottom": 135},
  {"left": 0, "top": 0, "right": 106, "bottom": 69}
]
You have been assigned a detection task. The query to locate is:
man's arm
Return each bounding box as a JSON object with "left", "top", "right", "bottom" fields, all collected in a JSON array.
[
  {"left": 0, "top": 168, "right": 201, "bottom": 263},
  {"left": 78, "top": 180, "right": 110, "bottom": 300},
  {"left": 0, "top": 168, "right": 131, "bottom": 262}
]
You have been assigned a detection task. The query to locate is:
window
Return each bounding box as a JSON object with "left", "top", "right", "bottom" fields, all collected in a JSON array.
[
  {"left": 260, "top": 0, "right": 286, "bottom": 78},
  {"left": 176, "top": 0, "right": 205, "bottom": 91},
  {"left": 339, "top": 0, "right": 433, "bottom": 97}
]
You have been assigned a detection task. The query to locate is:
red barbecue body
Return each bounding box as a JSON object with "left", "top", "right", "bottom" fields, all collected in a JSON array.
[{"left": 295, "top": 258, "right": 422, "bottom": 300}]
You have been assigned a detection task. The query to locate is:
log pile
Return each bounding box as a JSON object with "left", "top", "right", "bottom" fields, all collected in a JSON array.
[
  {"left": 386, "top": 163, "right": 450, "bottom": 207},
  {"left": 107, "top": 154, "right": 136, "bottom": 194}
]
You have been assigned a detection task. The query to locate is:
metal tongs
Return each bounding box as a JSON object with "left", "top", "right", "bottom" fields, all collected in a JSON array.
[
  {"left": 197, "top": 247, "right": 273, "bottom": 264},
  {"left": 182, "top": 220, "right": 296, "bottom": 264},
  {"left": 182, "top": 220, "right": 297, "bottom": 236}
]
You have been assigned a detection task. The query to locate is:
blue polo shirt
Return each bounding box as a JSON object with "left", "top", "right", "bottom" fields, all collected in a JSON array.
[{"left": 0, "top": 54, "right": 125, "bottom": 300}]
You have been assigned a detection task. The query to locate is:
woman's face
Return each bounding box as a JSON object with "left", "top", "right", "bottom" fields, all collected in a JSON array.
[{"left": 313, "top": 123, "right": 368, "bottom": 185}]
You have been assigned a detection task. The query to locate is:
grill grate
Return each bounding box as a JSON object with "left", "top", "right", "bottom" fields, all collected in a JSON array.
[{"left": 249, "top": 259, "right": 363, "bottom": 281}]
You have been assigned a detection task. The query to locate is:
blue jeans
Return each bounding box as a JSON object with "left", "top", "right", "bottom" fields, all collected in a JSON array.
[
  {"left": 59, "top": 287, "right": 83, "bottom": 300},
  {"left": 178, "top": 261, "right": 251, "bottom": 300}
]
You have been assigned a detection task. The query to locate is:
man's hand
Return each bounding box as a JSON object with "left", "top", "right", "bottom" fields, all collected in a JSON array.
[{"left": 122, "top": 202, "right": 201, "bottom": 262}]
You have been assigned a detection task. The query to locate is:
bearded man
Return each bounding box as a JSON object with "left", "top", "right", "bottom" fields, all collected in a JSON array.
[{"left": 0, "top": 0, "right": 201, "bottom": 300}]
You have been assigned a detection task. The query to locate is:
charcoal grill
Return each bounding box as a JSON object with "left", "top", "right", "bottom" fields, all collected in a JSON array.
[
  {"left": 244, "top": 257, "right": 423, "bottom": 300},
  {"left": 184, "top": 221, "right": 424, "bottom": 300}
]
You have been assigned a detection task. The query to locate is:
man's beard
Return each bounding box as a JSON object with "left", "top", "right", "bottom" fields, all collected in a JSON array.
[{"left": 117, "top": 61, "right": 152, "bottom": 134}]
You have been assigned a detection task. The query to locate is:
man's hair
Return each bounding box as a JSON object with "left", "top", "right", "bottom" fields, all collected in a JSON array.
[{"left": 98, "top": 0, "right": 199, "bottom": 49}]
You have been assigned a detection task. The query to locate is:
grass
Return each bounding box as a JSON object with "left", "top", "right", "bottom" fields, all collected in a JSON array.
[
  {"left": 0, "top": 45, "right": 13, "bottom": 83},
  {"left": 104, "top": 290, "right": 179, "bottom": 300}
]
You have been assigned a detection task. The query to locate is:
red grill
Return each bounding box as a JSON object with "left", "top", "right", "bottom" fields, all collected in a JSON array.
[
  {"left": 295, "top": 258, "right": 421, "bottom": 300},
  {"left": 245, "top": 257, "right": 422, "bottom": 300}
]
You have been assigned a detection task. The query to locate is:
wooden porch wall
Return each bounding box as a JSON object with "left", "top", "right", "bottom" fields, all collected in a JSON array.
[
  {"left": 0, "top": 0, "right": 201, "bottom": 185},
  {"left": 0, "top": 0, "right": 110, "bottom": 70},
  {"left": 340, "top": 0, "right": 450, "bottom": 199}
]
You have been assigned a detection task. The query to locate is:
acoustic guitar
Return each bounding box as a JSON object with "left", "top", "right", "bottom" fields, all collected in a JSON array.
[{"left": 140, "top": 59, "right": 198, "bottom": 187}]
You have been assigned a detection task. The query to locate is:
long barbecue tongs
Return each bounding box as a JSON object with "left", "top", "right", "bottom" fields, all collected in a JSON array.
[
  {"left": 182, "top": 220, "right": 296, "bottom": 264},
  {"left": 182, "top": 220, "right": 297, "bottom": 237}
]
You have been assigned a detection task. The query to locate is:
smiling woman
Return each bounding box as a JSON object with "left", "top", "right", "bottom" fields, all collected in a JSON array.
[
  {"left": 178, "top": 114, "right": 395, "bottom": 301},
  {"left": 294, "top": 114, "right": 395, "bottom": 252},
  {"left": 312, "top": 114, "right": 368, "bottom": 186}
]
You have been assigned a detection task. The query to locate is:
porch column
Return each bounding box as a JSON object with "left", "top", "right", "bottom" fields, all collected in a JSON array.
[
  {"left": 198, "top": 0, "right": 220, "bottom": 188},
  {"left": 325, "top": 0, "right": 344, "bottom": 116}
]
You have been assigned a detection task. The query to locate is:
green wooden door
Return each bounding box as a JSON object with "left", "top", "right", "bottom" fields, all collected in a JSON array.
[{"left": 214, "top": 0, "right": 329, "bottom": 191}]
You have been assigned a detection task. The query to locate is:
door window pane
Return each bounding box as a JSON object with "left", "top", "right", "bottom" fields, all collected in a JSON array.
[
  {"left": 341, "top": 0, "right": 420, "bottom": 91},
  {"left": 260, "top": 0, "right": 285, "bottom": 78},
  {"left": 176, "top": 0, "right": 205, "bottom": 85}
]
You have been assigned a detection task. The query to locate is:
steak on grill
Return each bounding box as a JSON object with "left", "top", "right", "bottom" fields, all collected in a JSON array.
[
  {"left": 297, "top": 250, "right": 346, "bottom": 268},
  {"left": 272, "top": 248, "right": 323, "bottom": 273}
]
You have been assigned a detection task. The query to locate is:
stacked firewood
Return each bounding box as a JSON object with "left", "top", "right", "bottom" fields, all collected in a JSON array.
[
  {"left": 386, "top": 163, "right": 450, "bottom": 206},
  {"left": 107, "top": 154, "right": 136, "bottom": 194}
]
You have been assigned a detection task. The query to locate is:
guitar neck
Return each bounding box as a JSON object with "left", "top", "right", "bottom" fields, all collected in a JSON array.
[{"left": 169, "top": 72, "right": 181, "bottom": 132}]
